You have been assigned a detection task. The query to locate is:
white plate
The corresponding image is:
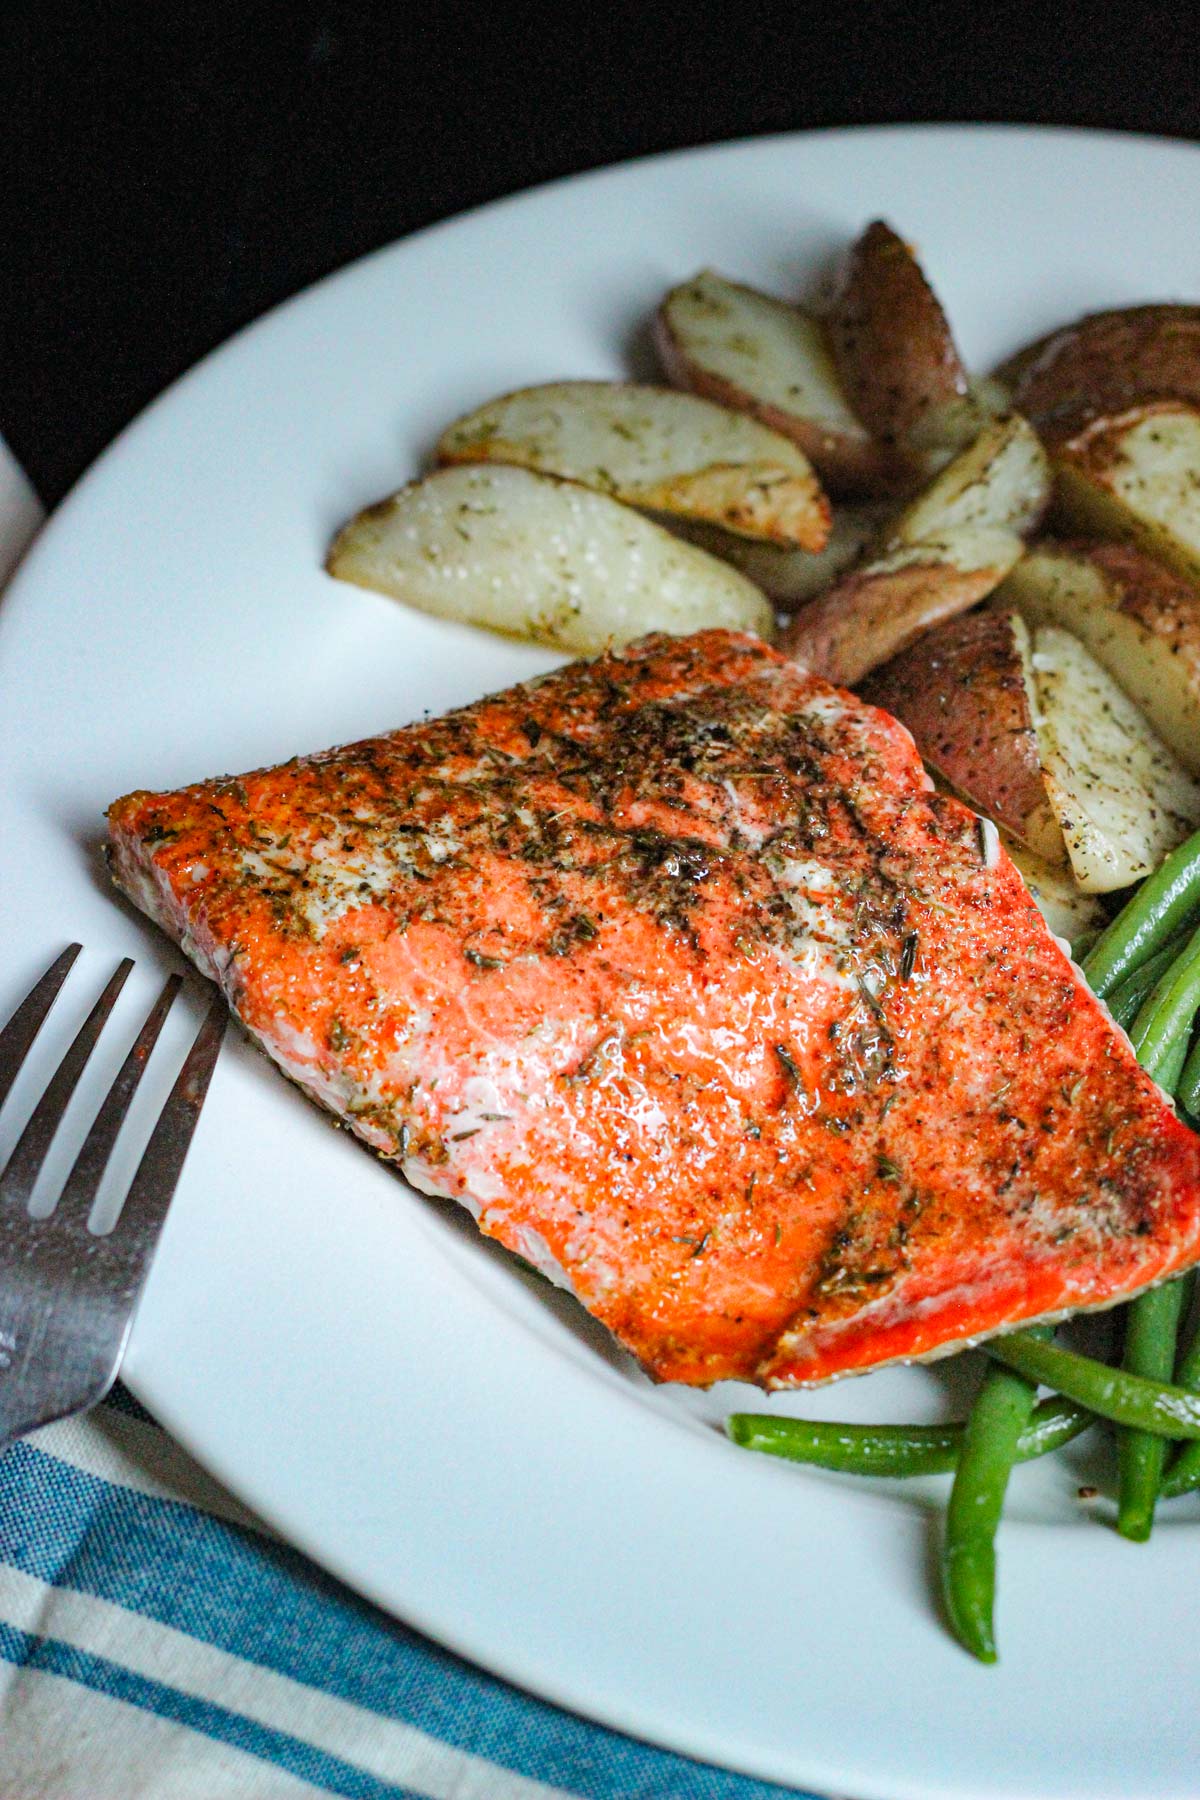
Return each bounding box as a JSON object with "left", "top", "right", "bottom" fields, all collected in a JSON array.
[{"left": 2, "top": 126, "right": 1199, "bottom": 1800}]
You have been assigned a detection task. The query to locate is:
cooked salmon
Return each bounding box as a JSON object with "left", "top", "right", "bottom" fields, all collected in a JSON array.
[{"left": 106, "top": 629, "right": 1200, "bottom": 1386}]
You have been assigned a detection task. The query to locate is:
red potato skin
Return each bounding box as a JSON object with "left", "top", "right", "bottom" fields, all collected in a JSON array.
[
  {"left": 1081, "top": 538, "right": 1200, "bottom": 648},
  {"left": 779, "top": 562, "right": 1000, "bottom": 687},
  {"left": 1004, "top": 306, "right": 1200, "bottom": 447},
  {"left": 861, "top": 609, "right": 1060, "bottom": 860},
  {"left": 653, "top": 302, "right": 916, "bottom": 498},
  {"left": 826, "top": 220, "right": 972, "bottom": 451}
]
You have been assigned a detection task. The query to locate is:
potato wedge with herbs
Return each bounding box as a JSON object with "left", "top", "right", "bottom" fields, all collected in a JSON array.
[
  {"left": 863, "top": 608, "right": 1065, "bottom": 864},
  {"left": 895, "top": 412, "right": 1049, "bottom": 544},
  {"left": 781, "top": 414, "right": 1050, "bottom": 685},
  {"left": 999, "top": 540, "right": 1200, "bottom": 777},
  {"left": 1031, "top": 624, "right": 1200, "bottom": 893},
  {"left": 326, "top": 465, "right": 774, "bottom": 653},
  {"left": 1000, "top": 833, "right": 1109, "bottom": 950},
  {"left": 654, "top": 270, "right": 910, "bottom": 496},
  {"left": 667, "top": 503, "right": 889, "bottom": 609},
  {"left": 436, "top": 380, "right": 830, "bottom": 549},
  {"left": 1053, "top": 400, "right": 1200, "bottom": 585},
  {"left": 780, "top": 560, "right": 995, "bottom": 688},
  {"left": 926, "top": 772, "right": 1106, "bottom": 946},
  {"left": 826, "top": 220, "right": 986, "bottom": 465},
  {"left": 999, "top": 305, "right": 1200, "bottom": 446}
]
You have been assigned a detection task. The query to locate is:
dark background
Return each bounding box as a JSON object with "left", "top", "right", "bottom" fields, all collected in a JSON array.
[{"left": 2, "top": 1, "right": 1194, "bottom": 506}]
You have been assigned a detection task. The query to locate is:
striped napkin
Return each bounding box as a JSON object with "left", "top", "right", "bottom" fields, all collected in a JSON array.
[{"left": 0, "top": 438, "right": 815, "bottom": 1799}]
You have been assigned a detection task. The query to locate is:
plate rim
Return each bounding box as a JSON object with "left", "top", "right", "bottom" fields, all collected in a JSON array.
[{"left": 6, "top": 121, "right": 1200, "bottom": 1800}]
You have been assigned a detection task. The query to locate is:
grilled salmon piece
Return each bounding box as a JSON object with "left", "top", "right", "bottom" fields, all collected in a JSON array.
[{"left": 107, "top": 630, "right": 1200, "bottom": 1387}]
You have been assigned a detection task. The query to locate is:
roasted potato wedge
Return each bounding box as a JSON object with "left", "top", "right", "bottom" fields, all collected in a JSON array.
[
  {"left": 1030, "top": 624, "right": 1200, "bottom": 893},
  {"left": 896, "top": 412, "right": 1049, "bottom": 544},
  {"left": 999, "top": 540, "right": 1200, "bottom": 777},
  {"left": 781, "top": 414, "right": 1050, "bottom": 684},
  {"left": 999, "top": 305, "right": 1200, "bottom": 446},
  {"left": 436, "top": 380, "right": 830, "bottom": 549},
  {"left": 863, "top": 608, "right": 1065, "bottom": 864},
  {"left": 326, "top": 465, "right": 774, "bottom": 652},
  {"left": 927, "top": 776, "right": 1108, "bottom": 947},
  {"left": 826, "top": 220, "right": 985, "bottom": 464},
  {"left": 667, "top": 503, "right": 889, "bottom": 609},
  {"left": 1000, "top": 833, "right": 1109, "bottom": 951},
  {"left": 1053, "top": 400, "right": 1200, "bottom": 585},
  {"left": 781, "top": 562, "right": 998, "bottom": 690},
  {"left": 654, "top": 269, "right": 910, "bottom": 496}
]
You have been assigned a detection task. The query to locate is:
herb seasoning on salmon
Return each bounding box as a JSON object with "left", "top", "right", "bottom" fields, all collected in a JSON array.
[{"left": 106, "top": 629, "right": 1200, "bottom": 1386}]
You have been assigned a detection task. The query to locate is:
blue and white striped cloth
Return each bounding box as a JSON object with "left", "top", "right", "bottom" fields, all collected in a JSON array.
[
  {"left": 3, "top": 1388, "right": 813, "bottom": 1797},
  {"left": 0, "top": 443, "right": 817, "bottom": 1798}
]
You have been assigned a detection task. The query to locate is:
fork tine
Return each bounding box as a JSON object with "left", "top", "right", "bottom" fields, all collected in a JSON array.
[
  {"left": 103, "top": 990, "right": 227, "bottom": 1274},
  {"left": 54, "top": 974, "right": 184, "bottom": 1226},
  {"left": 0, "top": 945, "right": 82, "bottom": 1114},
  {"left": 0, "top": 958, "right": 134, "bottom": 1212}
]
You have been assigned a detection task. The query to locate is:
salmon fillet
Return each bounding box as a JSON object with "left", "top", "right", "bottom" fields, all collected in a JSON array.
[{"left": 106, "top": 629, "right": 1200, "bottom": 1386}]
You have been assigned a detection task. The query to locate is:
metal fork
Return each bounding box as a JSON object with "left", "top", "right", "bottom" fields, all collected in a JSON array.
[{"left": 0, "top": 945, "right": 226, "bottom": 1449}]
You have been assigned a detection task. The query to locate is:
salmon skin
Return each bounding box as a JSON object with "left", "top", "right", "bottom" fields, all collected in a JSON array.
[{"left": 107, "top": 629, "right": 1200, "bottom": 1387}]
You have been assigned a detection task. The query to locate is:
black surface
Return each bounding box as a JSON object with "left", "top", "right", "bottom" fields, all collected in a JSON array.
[{"left": 2, "top": 1, "right": 1196, "bottom": 505}]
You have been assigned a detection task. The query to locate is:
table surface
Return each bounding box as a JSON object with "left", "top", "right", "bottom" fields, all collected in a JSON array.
[{"left": 2, "top": 1, "right": 1196, "bottom": 507}]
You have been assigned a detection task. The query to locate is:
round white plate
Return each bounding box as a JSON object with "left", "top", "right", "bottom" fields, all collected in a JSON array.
[{"left": 3, "top": 126, "right": 1199, "bottom": 1800}]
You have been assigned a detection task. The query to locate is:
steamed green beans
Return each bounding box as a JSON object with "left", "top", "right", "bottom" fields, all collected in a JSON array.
[
  {"left": 1110, "top": 922, "right": 1200, "bottom": 1536},
  {"left": 1127, "top": 923, "right": 1200, "bottom": 1082},
  {"left": 1082, "top": 831, "right": 1200, "bottom": 997},
  {"left": 1160, "top": 1454, "right": 1200, "bottom": 1500},
  {"left": 1117, "top": 1280, "right": 1190, "bottom": 1541},
  {"left": 1105, "top": 933, "right": 1190, "bottom": 1030},
  {"left": 987, "top": 1331, "right": 1200, "bottom": 1437},
  {"left": 941, "top": 1361, "right": 1040, "bottom": 1662},
  {"left": 1176, "top": 1029, "right": 1200, "bottom": 1120},
  {"left": 1157, "top": 1285, "right": 1200, "bottom": 1500},
  {"left": 726, "top": 1395, "right": 1091, "bottom": 1478}
]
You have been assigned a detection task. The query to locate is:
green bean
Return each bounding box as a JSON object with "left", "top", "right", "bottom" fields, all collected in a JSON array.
[
  {"left": 1104, "top": 933, "right": 1190, "bottom": 1031},
  {"left": 1109, "top": 929, "right": 1200, "bottom": 1532},
  {"left": 1127, "top": 924, "right": 1200, "bottom": 1082},
  {"left": 1116, "top": 1280, "right": 1190, "bottom": 1540},
  {"left": 1160, "top": 1455, "right": 1200, "bottom": 1499},
  {"left": 1175, "top": 1027, "right": 1200, "bottom": 1120},
  {"left": 725, "top": 1396, "right": 1091, "bottom": 1478},
  {"left": 986, "top": 1330, "right": 1200, "bottom": 1436},
  {"left": 1173, "top": 1277, "right": 1200, "bottom": 1392},
  {"left": 1161, "top": 1033, "right": 1191, "bottom": 1096},
  {"left": 1155, "top": 1278, "right": 1200, "bottom": 1501},
  {"left": 1082, "top": 831, "right": 1200, "bottom": 997},
  {"left": 942, "top": 1358, "right": 1041, "bottom": 1663},
  {"left": 1111, "top": 922, "right": 1200, "bottom": 1527},
  {"left": 1161, "top": 1345, "right": 1200, "bottom": 1498}
]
